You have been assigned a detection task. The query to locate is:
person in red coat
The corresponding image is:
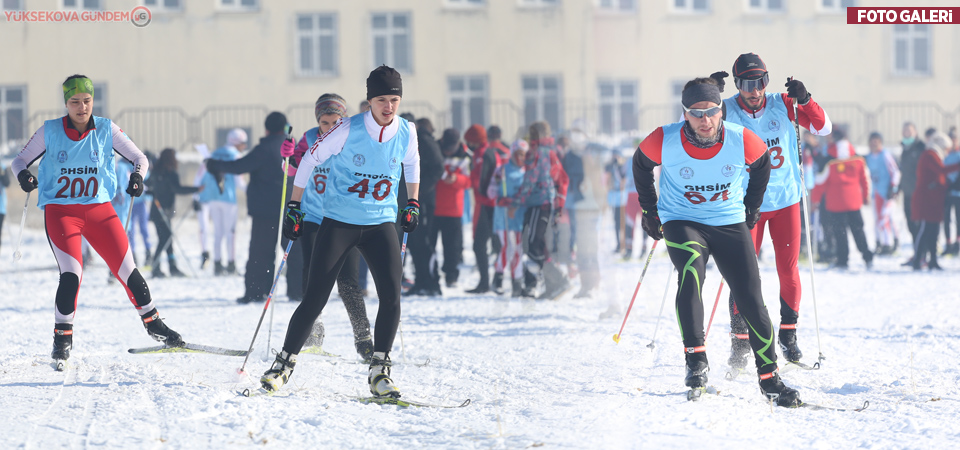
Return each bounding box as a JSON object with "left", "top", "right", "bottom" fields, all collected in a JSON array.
[
  {"left": 910, "top": 131, "right": 960, "bottom": 270},
  {"left": 434, "top": 129, "right": 472, "bottom": 286},
  {"left": 810, "top": 129, "right": 873, "bottom": 269}
]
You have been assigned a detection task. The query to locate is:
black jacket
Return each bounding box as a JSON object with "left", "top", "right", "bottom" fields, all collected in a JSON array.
[
  {"left": 208, "top": 133, "right": 284, "bottom": 218},
  {"left": 899, "top": 139, "right": 926, "bottom": 195},
  {"left": 146, "top": 167, "right": 198, "bottom": 211},
  {"left": 416, "top": 129, "right": 445, "bottom": 208}
]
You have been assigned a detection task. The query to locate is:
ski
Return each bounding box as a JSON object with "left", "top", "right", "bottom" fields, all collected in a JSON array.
[
  {"left": 349, "top": 395, "right": 471, "bottom": 409},
  {"left": 239, "top": 387, "right": 285, "bottom": 398},
  {"left": 725, "top": 368, "right": 749, "bottom": 380},
  {"left": 128, "top": 343, "right": 248, "bottom": 357},
  {"left": 53, "top": 359, "right": 67, "bottom": 372},
  {"left": 300, "top": 347, "right": 340, "bottom": 357},
  {"left": 785, "top": 361, "right": 820, "bottom": 371},
  {"left": 800, "top": 400, "right": 869, "bottom": 412},
  {"left": 686, "top": 386, "right": 720, "bottom": 401}
]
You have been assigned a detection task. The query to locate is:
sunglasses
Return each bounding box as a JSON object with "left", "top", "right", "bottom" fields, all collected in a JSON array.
[
  {"left": 683, "top": 105, "right": 723, "bottom": 119},
  {"left": 734, "top": 72, "right": 769, "bottom": 93}
]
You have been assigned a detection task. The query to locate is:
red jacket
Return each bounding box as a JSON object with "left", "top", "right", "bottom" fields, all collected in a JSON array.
[
  {"left": 911, "top": 149, "right": 960, "bottom": 221},
  {"left": 435, "top": 153, "right": 471, "bottom": 217},
  {"left": 810, "top": 140, "right": 869, "bottom": 213},
  {"left": 471, "top": 143, "right": 509, "bottom": 208}
]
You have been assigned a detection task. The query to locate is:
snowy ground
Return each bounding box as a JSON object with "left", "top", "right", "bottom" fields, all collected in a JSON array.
[{"left": 1, "top": 207, "right": 959, "bottom": 449}]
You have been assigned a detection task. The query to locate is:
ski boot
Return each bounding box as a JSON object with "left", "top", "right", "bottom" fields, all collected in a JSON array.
[
  {"left": 167, "top": 258, "right": 186, "bottom": 277},
  {"left": 778, "top": 325, "right": 803, "bottom": 363},
  {"left": 141, "top": 309, "right": 184, "bottom": 347},
  {"left": 226, "top": 261, "right": 237, "bottom": 275},
  {"left": 355, "top": 334, "right": 374, "bottom": 363},
  {"left": 684, "top": 349, "right": 710, "bottom": 401},
  {"left": 52, "top": 324, "right": 73, "bottom": 370},
  {"left": 261, "top": 350, "right": 297, "bottom": 392},
  {"left": 759, "top": 370, "right": 802, "bottom": 407},
  {"left": 727, "top": 333, "right": 751, "bottom": 376},
  {"left": 368, "top": 352, "right": 401, "bottom": 398},
  {"left": 200, "top": 251, "right": 210, "bottom": 269},
  {"left": 491, "top": 273, "right": 504, "bottom": 295},
  {"left": 304, "top": 320, "right": 325, "bottom": 350},
  {"left": 466, "top": 279, "right": 490, "bottom": 294},
  {"left": 214, "top": 261, "right": 224, "bottom": 276},
  {"left": 511, "top": 279, "right": 524, "bottom": 298}
]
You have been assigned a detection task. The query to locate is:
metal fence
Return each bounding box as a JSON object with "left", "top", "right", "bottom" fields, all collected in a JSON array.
[{"left": 3, "top": 101, "right": 959, "bottom": 158}]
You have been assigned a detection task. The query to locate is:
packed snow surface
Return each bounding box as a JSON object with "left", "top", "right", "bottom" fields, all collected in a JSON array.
[{"left": 1, "top": 218, "right": 958, "bottom": 449}]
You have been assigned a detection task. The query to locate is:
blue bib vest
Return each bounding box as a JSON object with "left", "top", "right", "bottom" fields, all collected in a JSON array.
[
  {"left": 199, "top": 146, "right": 240, "bottom": 204},
  {"left": 493, "top": 161, "right": 526, "bottom": 232},
  {"left": 38, "top": 116, "right": 117, "bottom": 210},
  {"left": 299, "top": 127, "right": 332, "bottom": 225},
  {"left": 866, "top": 151, "right": 893, "bottom": 199},
  {"left": 658, "top": 121, "right": 747, "bottom": 227},
  {"left": 724, "top": 93, "right": 800, "bottom": 212},
  {"left": 322, "top": 114, "right": 410, "bottom": 226}
]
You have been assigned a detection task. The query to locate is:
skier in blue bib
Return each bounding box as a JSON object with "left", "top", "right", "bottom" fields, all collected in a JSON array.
[
  {"left": 632, "top": 76, "right": 801, "bottom": 407},
  {"left": 259, "top": 66, "right": 421, "bottom": 398}
]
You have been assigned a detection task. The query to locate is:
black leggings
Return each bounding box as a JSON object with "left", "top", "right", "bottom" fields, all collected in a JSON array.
[
  {"left": 284, "top": 219, "right": 401, "bottom": 355},
  {"left": 662, "top": 220, "right": 778, "bottom": 374},
  {"left": 300, "top": 221, "right": 372, "bottom": 341},
  {"left": 913, "top": 220, "right": 941, "bottom": 268}
]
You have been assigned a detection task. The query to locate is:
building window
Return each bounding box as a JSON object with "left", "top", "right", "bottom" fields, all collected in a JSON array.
[
  {"left": 519, "top": 0, "right": 559, "bottom": 7},
  {"left": 522, "top": 75, "right": 563, "bottom": 134},
  {"left": 0, "top": 86, "right": 27, "bottom": 148},
  {"left": 598, "top": 0, "right": 635, "bottom": 12},
  {"left": 598, "top": 80, "right": 638, "bottom": 135},
  {"left": 143, "top": 0, "right": 182, "bottom": 11},
  {"left": 746, "top": 0, "right": 784, "bottom": 13},
  {"left": 671, "top": 0, "right": 709, "bottom": 13},
  {"left": 819, "top": 0, "right": 854, "bottom": 13},
  {"left": 892, "top": 24, "right": 931, "bottom": 76},
  {"left": 3, "top": 0, "right": 24, "bottom": 10},
  {"left": 671, "top": 80, "right": 685, "bottom": 121},
  {"left": 296, "top": 13, "right": 338, "bottom": 77},
  {"left": 91, "top": 83, "right": 107, "bottom": 117},
  {"left": 449, "top": 75, "right": 488, "bottom": 132},
  {"left": 447, "top": 0, "right": 484, "bottom": 6},
  {"left": 219, "top": 0, "right": 257, "bottom": 12},
  {"left": 61, "top": 0, "right": 100, "bottom": 10},
  {"left": 371, "top": 12, "right": 412, "bottom": 73}
]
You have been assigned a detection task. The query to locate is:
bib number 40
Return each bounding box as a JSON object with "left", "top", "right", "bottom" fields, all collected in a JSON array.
[
  {"left": 347, "top": 178, "right": 392, "bottom": 201},
  {"left": 684, "top": 189, "right": 729, "bottom": 205}
]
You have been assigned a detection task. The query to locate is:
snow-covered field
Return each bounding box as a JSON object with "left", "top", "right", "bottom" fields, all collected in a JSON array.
[{"left": 1, "top": 210, "right": 959, "bottom": 449}]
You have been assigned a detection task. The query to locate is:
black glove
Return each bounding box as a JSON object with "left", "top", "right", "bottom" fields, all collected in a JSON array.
[
  {"left": 126, "top": 172, "right": 144, "bottom": 197},
  {"left": 192, "top": 199, "right": 201, "bottom": 211},
  {"left": 17, "top": 169, "right": 37, "bottom": 193},
  {"left": 204, "top": 159, "right": 221, "bottom": 175},
  {"left": 785, "top": 78, "right": 811, "bottom": 105},
  {"left": 641, "top": 207, "right": 663, "bottom": 240},
  {"left": 400, "top": 199, "right": 420, "bottom": 233},
  {"left": 745, "top": 207, "right": 761, "bottom": 230},
  {"left": 282, "top": 201, "right": 304, "bottom": 241},
  {"left": 709, "top": 71, "right": 729, "bottom": 93}
]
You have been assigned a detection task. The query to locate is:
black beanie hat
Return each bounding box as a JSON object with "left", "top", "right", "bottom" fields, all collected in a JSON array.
[
  {"left": 732, "top": 53, "right": 767, "bottom": 80},
  {"left": 265, "top": 111, "right": 287, "bottom": 133},
  {"left": 439, "top": 128, "right": 461, "bottom": 154},
  {"left": 367, "top": 65, "right": 403, "bottom": 100}
]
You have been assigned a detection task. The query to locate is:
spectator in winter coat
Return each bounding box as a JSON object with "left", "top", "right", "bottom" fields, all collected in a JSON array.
[
  {"left": 466, "top": 124, "right": 503, "bottom": 293},
  {"left": 406, "top": 118, "right": 445, "bottom": 296},
  {"left": 147, "top": 148, "right": 201, "bottom": 278},
  {"left": 433, "top": 129, "right": 471, "bottom": 287},
  {"left": 909, "top": 131, "right": 960, "bottom": 270},
  {"left": 207, "top": 111, "right": 288, "bottom": 303},
  {"left": 942, "top": 127, "right": 960, "bottom": 256},
  {"left": 898, "top": 122, "right": 926, "bottom": 253},
  {"left": 604, "top": 152, "right": 628, "bottom": 253},
  {"left": 559, "top": 135, "right": 584, "bottom": 258},
  {"left": 488, "top": 139, "right": 529, "bottom": 297},
  {"left": 810, "top": 129, "right": 873, "bottom": 269},
  {"left": 0, "top": 161, "right": 8, "bottom": 256},
  {"left": 200, "top": 129, "right": 247, "bottom": 275},
  {"left": 864, "top": 132, "right": 901, "bottom": 256}
]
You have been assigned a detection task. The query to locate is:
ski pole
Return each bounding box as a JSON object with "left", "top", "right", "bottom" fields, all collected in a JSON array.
[
  {"left": 790, "top": 78, "right": 825, "bottom": 364},
  {"left": 704, "top": 279, "right": 725, "bottom": 339},
  {"left": 123, "top": 197, "right": 136, "bottom": 232},
  {"left": 647, "top": 268, "right": 675, "bottom": 350},
  {"left": 12, "top": 191, "right": 31, "bottom": 262},
  {"left": 269, "top": 131, "right": 292, "bottom": 350},
  {"left": 239, "top": 239, "right": 295, "bottom": 375},
  {"left": 398, "top": 231, "right": 409, "bottom": 363},
  {"left": 151, "top": 200, "right": 198, "bottom": 277},
  {"left": 613, "top": 240, "right": 659, "bottom": 343}
]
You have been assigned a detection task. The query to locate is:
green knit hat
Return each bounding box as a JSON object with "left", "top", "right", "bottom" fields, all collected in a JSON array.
[{"left": 63, "top": 77, "right": 94, "bottom": 103}]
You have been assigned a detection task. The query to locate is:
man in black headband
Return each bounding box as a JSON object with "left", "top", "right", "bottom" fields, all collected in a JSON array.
[
  {"left": 631, "top": 76, "right": 802, "bottom": 407},
  {"left": 712, "top": 53, "right": 833, "bottom": 371}
]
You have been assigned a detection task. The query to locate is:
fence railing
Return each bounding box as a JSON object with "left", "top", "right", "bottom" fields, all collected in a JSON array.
[{"left": 3, "top": 101, "right": 959, "bottom": 158}]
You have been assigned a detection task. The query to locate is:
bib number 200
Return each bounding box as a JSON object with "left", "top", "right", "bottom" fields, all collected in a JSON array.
[
  {"left": 55, "top": 176, "right": 99, "bottom": 199},
  {"left": 347, "top": 178, "right": 392, "bottom": 201}
]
